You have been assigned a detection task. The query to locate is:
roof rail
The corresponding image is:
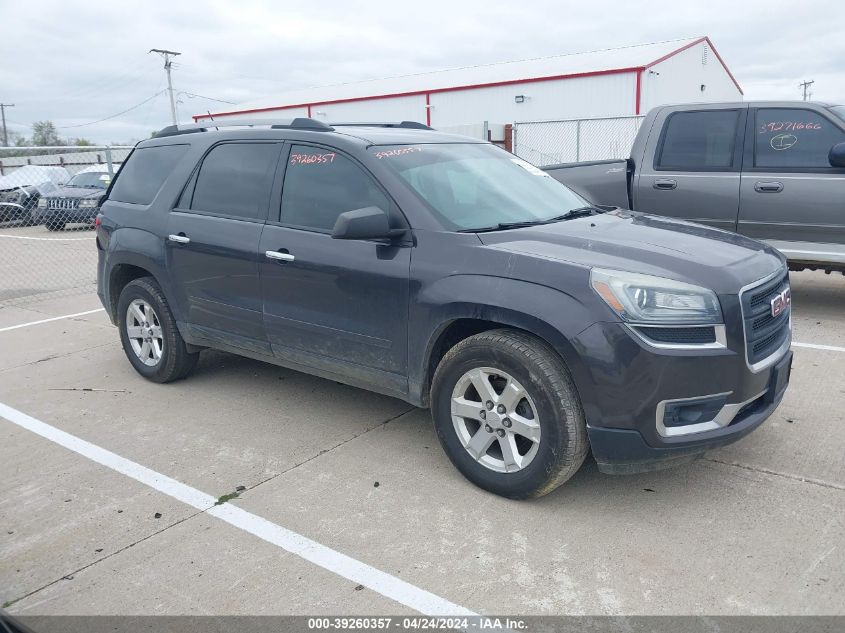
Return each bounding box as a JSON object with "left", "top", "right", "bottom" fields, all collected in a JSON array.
[
  {"left": 330, "top": 121, "right": 434, "bottom": 130},
  {"left": 153, "top": 117, "right": 334, "bottom": 138}
]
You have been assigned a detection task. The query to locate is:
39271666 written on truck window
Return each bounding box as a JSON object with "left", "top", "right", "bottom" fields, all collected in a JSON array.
[{"left": 95, "top": 118, "right": 791, "bottom": 499}]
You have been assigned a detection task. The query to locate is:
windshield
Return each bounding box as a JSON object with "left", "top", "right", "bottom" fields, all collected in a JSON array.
[
  {"left": 67, "top": 172, "right": 111, "bottom": 189},
  {"left": 370, "top": 143, "right": 587, "bottom": 231},
  {"left": 830, "top": 105, "right": 845, "bottom": 124}
]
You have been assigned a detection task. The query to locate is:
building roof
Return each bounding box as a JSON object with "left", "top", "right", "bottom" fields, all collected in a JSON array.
[{"left": 195, "top": 36, "right": 740, "bottom": 121}]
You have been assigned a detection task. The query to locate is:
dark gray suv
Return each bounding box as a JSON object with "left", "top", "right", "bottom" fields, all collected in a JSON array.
[{"left": 96, "top": 118, "right": 792, "bottom": 499}]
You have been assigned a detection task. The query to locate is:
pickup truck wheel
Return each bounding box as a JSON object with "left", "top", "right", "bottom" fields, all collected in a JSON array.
[
  {"left": 117, "top": 277, "right": 198, "bottom": 383},
  {"left": 431, "top": 329, "right": 588, "bottom": 499}
]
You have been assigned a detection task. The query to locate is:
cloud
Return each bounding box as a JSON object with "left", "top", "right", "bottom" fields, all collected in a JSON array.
[{"left": 1, "top": 0, "right": 843, "bottom": 143}]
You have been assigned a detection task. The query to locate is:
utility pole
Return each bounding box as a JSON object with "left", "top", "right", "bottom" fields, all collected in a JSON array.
[
  {"left": 150, "top": 49, "right": 181, "bottom": 125},
  {"left": 0, "top": 103, "right": 14, "bottom": 146},
  {"left": 799, "top": 80, "right": 815, "bottom": 102}
]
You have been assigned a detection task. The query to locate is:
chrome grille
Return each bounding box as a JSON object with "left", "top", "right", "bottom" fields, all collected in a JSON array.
[{"left": 740, "top": 272, "right": 790, "bottom": 367}]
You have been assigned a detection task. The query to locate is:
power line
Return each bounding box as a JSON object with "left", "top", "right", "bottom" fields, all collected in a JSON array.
[
  {"left": 56, "top": 90, "right": 167, "bottom": 129},
  {"left": 177, "top": 91, "right": 236, "bottom": 104},
  {"left": 29, "top": 54, "right": 153, "bottom": 104}
]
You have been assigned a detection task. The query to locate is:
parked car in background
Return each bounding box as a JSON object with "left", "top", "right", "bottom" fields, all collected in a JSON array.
[
  {"left": 0, "top": 165, "right": 69, "bottom": 225},
  {"left": 96, "top": 119, "right": 791, "bottom": 499},
  {"left": 34, "top": 165, "right": 116, "bottom": 230},
  {"left": 544, "top": 101, "right": 845, "bottom": 274}
]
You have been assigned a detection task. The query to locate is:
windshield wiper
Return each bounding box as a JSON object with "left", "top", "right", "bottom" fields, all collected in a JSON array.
[{"left": 459, "top": 206, "right": 607, "bottom": 233}]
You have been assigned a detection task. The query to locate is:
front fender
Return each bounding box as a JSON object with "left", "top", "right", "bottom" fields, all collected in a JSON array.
[{"left": 409, "top": 274, "right": 600, "bottom": 410}]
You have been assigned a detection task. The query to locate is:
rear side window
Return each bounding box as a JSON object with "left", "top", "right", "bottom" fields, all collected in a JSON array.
[
  {"left": 754, "top": 108, "right": 845, "bottom": 169},
  {"left": 109, "top": 144, "right": 188, "bottom": 205},
  {"left": 279, "top": 145, "right": 390, "bottom": 232},
  {"left": 190, "top": 143, "right": 279, "bottom": 220},
  {"left": 657, "top": 110, "right": 739, "bottom": 170}
]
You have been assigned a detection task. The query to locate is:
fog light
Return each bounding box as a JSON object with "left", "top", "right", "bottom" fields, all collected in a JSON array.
[{"left": 662, "top": 395, "right": 728, "bottom": 428}]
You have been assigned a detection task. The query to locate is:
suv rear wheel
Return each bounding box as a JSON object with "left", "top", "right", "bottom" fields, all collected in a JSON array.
[
  {"left": 431, "top": 329, "right": 588, "bottom": 499},
  {"left": 117, "top": 277, "right": 198, "bottom": 383}
]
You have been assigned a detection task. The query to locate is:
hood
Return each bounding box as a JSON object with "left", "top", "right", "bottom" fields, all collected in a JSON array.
[
  {"left": 477, "top": 210, "right": 785, "bottom": 294},
  {"left": 42, "top": 186, "right": 104, "bottom": 200}
]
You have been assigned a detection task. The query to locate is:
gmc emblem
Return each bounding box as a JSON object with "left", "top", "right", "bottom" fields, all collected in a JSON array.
[{"left": 770, "top": 288, "right": 791, "bottom": 318}]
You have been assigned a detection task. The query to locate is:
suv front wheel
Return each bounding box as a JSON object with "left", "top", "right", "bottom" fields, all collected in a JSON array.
[
  {"left": 431, "top": 329, "right": 588, "bottom": 499},
  {"left": 117, "top": 277, "right": 198, "bottom": 383}
]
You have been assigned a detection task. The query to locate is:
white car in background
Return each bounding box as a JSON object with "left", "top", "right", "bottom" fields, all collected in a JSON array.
[{"left": 0, "top": 165, "right": 70, "bottom": 225}]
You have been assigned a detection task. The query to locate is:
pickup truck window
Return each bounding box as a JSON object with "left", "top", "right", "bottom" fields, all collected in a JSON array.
[
  {"left": 754, "top": 108, "right": 845, "bottom": 169},
  {"left": 657, "top": 110, "right": 738, "bottom": 171},
  {"left": 829, "top": 106, "right": 845, "bottom": 124},
  {"left": 371, "top": 143, "right": 586, "bottom": 231},
  {"left": 280, "top": 145, "right": 390, "bottom": 232}
]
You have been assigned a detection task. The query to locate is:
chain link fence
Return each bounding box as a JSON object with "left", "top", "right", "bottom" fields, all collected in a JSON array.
[
  {"left": 512, "top": 115, "right": 644, "bottom": 167},
  {"left": 0, "top": 117, "right": 643, "bottom": 307},
  {"left": 0, "top": 146, "right": 132, "bottom": 305}
]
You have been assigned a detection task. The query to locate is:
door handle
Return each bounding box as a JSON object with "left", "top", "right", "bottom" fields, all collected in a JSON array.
[
  {"left": 265, "top": 250, "right": 295, "bottom": 262},
  {"left": 653, "top": 178, "right": 677, "bottom": 190},
  {"left": 754, "top": 181, "right": 784, "bottom": 193},
  {"left": 168, "top": 233, "right": 190, "bottom": 244}
]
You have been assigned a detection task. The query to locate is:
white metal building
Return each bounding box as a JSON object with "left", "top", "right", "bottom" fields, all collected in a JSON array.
[{"left": 194, "top": 36, "right": 742, "bottom": 137}]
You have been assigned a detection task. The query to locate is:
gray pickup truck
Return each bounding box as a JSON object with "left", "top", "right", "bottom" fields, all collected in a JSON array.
[{"left": 545, "top": 101, "right": 845, "bottom": 273}]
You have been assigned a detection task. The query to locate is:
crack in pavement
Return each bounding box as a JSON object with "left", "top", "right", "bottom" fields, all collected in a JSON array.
[
  {"left": 703, "top": 457, "right": 845, "bottom": 491},
  {"left": 0, "top": 341, "right": 116, "bottom": 376},
  {"left": 3, "top": 509, "right": 206, "bottom": 611},
  {"left": 234, "top": 405, "right": 418, "bottom": 498},
  {"left": 3, "top": 405, "right": 418, "bottom": 611}
]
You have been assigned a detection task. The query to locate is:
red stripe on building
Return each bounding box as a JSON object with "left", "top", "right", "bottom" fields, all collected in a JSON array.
[{"left": 192, "top": 38, "right": 742, "bottom": 122}]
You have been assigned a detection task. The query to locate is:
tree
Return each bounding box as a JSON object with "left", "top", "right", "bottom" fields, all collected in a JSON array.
[
  {"left": 73, "top": 138, "right": 94, "bottom": 146},
  {"left": 31, "top": 121, "right": 62, "bottom": 146}
]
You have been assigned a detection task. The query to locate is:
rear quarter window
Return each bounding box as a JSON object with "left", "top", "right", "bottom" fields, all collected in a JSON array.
[{"left": 108, "top": 144, "right": 189, "bottom": 205}]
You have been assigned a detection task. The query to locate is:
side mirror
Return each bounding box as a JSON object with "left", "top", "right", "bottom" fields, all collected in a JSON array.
[
  {"left": 331, "top": 206, "right": 403, "bottom": 240},
  {"left": 829, "top": 142, "right": 845, "bottom": 168}
]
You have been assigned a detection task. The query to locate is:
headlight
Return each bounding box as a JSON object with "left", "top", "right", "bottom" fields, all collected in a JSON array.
[
  {"left": 78, "top": 199, "right": 98, "bottom": 209},
  {"left": 591, "top": 268, "right": 722, "bottom": 325},
  {"left": 37, "top": 198, "right": 48, "bottom": 209}
]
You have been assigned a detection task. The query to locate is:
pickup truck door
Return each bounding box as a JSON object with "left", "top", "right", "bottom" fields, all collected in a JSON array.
[
  {"left": 259, "top": 144, "right": 411, "bottom": 394},
  {"left": 738, "top": 106, "right": 845, "bottom": 261},
  {"left": 634, "top": 106, "right": 747, "bottom": 231}
]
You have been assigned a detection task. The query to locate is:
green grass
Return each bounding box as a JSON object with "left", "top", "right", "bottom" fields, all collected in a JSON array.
[{"left": 214, "top": 491, "right": 240, "bottom": 506}]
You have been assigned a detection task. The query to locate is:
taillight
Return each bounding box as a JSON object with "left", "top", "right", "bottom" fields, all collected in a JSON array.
[{"left": 94, "top": 215, "right": 102, "bottom": 228}]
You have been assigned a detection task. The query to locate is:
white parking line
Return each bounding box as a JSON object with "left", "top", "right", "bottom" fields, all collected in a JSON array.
[
  {"left": 0, "top": 308, "right": 105, "bottom": 333},
  {"left": 793, "top": 341, "right": 845, "bottom": 353},
  {"left": 0, "top": 402, "right": 476, "bottom": 617},
  {"left": 0, "top": 234, "right": 92, "bottom": 241}
]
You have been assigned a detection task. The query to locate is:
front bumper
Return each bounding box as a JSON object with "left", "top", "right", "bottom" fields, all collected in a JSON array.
[
  {"left": 572, "top": 316, "right": 792, "bottom": 474},
  {"left": 35, "top": 206, "right": 98, "bottom": 224},
  {"left": 0, "top": 202, "right": 28, "bottom": 220}
]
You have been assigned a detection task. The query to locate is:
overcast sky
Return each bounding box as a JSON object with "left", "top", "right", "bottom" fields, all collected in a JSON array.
[{"left": 1, "top": 0, "right": 843, "bottom": 144}]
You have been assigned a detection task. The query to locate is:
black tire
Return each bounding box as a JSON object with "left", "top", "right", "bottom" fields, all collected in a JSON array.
[
  {"left": 117, "top": 277, "right": 199, "bottom": 383},
  {"left": 45, "top": 221, "right": 65, "bottom": 231},
  {"left": 431, "top": 329, "right": 588, "bottom": 499}
]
